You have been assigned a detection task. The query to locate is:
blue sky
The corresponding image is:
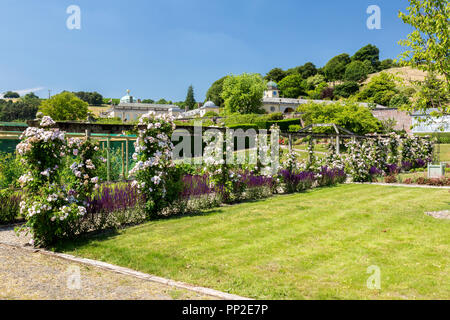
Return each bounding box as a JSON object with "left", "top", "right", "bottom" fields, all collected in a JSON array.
[{"left": 0, "top": 0, "right": 413, "bottom": 102}]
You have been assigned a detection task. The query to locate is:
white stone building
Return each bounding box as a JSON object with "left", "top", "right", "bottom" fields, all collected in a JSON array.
[
  {"left": 104, "top": 90, "right": 183, "bottom": 121},
  {"left": 261, "top": 81, "right": 383, "bottom": 114}
]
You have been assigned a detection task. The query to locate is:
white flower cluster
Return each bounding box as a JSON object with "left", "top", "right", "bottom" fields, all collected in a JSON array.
[
  {"left": 130, "top": 112, "right": 175, "bottom": 195},
  {"left": 40, "top": 116, "right": 55, "bottom": 127}
]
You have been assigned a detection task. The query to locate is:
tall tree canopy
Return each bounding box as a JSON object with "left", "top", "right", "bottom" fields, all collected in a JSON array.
[
  {"left": 264, "top": 68, "right": 287, "bottom": 82},
  {"left": 185, "top": 85, "right": 196, "bottom": 110},
  {"left": 278, "top": 74, "right": 307, "bottom": 98},
  {"left": 206, "top": 76, "right": 227, "bottom": 107},
  {"left": 3, "top": 91, "right": 20, "bottom": 98},
  {"left": 221, "top": 73, "right": 265, "bottom": 114},
  {"left": 352, "top": 44, "right": 381, "bottom": 71},
  {"left": 344, "top": 60, "right": 370, "bottom": 82},
  {"left": 357, "top": 72, "right": 399, "bottom": 106},
  {"left": 73, "top": 91, "right": 103, "bottom": 106},
  {"left": 398, "top": 0, "right": 449, "bottom": 115},
  {"left": 324, "top": 53, "right": 351, "bottom": 82},
  {"left": 39, "top": 92, "right": 88, "bottom": 121}
]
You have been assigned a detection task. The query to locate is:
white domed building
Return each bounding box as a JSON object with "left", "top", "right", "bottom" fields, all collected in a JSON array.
[
  {"left": 182, "top": 100, "right": 220, "bottom": 118},
  {"left": 105, "top": 90, "right": 183, "bottom": 121}
]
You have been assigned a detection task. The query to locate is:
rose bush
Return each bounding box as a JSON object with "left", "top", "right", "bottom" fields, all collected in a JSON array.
[{"left": 16, "top": 116, "right": 101, "bottom": 246}]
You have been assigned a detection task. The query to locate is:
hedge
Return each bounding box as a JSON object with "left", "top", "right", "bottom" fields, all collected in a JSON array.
[
  {"left": 415, "top": 132, "right": 450, "bottom": 144},
  {"left": 227, "top": 123, "right": 260, "bottom": 131}
]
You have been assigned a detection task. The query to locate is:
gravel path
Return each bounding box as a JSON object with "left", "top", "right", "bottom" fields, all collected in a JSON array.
[
  {"left": 0, "top": 225, "right": 216, "bottom": 300},
  {"left": 0, "top": 244, "right": 215, "bottom": 300}
]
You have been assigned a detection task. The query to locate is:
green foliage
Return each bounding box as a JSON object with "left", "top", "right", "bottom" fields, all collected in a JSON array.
[
  {"left": 380, "top": 59, "right": 396, "bottom": 70},
  {"left": 324, "top": 53, "right": 351, "bottom": 82},
  {"left": 357, "top": 72, "right": 399, "bottom": 106},
  {"left": 306, "top": 74, "right": 326, "bottom": 88},
  {"left": 411, "top": 73, "right": 450, "bottom": 117},
  {"left": 351, "top": 44, "right": 381, "bottom": 71},
  {"left": 288, "top": 125, "right": 302, "bottom": 132},
  {"left": 389, "top": 93, "right": 410, "bottom": 108},
  {"left": 264, "top": 68, "right": 287, "bottom": 82},
  {"left": 264, "top": 119, "right": 303, "bottom": 131},
  {"left": 185, "top": 85, "right": 196, "bottom": 110},
  {"left": 74, "top": 91, "right": 103, "bottom": 106},
  {"left": 103, "top": 98, "right": 120, "bottom": 105},
  {"left": 0, "top": 152, "right": 23, "bottom": 189},
  {"left": 306, "top": 82, "right": 328, "bottom": 99},
  {"left": 344, "top": 61, "right": 369, "bottom": 82},
  {"left": 297, "top": 101, "right": 381, "bottom": 135},
  {"left": 3, "top": 91, "right": 20, "bottom": 98},
  {"left": 221, "top": 73, "right": 265, "bottom": 114},
  {"left": 398, "top": 0, "right": 449, "bottom": 91},
  {"left": 206, "top": 76, "right": 227, "bottom": 107},
  {"left": 203, "top": 111, "right": 220, "bottom": 118},
  {"left": 334, "top": 81, "right": 360, "bottom": 98},
  {"left": 0, "top": 188, "right": 20, "bottom": 224},
  {"left": 278, "top": 74, "right": 307, "bottom": 98},
  {"left": 227, "top": 124, "right": 260, "bottom": 131},
  {"left": 0, "top": 99, "right": 40, "bottom": 122},
  {"left": 39, "top": 92, "right": 89, "bottom": 121}
]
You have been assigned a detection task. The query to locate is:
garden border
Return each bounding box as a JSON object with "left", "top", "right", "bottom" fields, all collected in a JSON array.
[
  {"left": 352, "top": 182, "right": 450, "bottom": 189},
  {"left": 0, "top": 239, "right": 252, "bottom": 301}
]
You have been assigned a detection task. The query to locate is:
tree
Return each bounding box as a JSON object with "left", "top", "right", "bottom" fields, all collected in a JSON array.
[
  {"left": 221, "top": 73, "right": 265, "bottom": 114},
  {"left": 39, "top": 92, "right": 88, "bottom": 121},
  {"left": 334, "top": 81, "right": 360, "bottom": 98},
  {"left": 306, "top": 82, "right": 328, "bottom": 99},
  {"left": 74, "top": 91, "right": 103, "bottom": 106},
  {"left": 352, "top": 44, "right": 381, "bottom": 70},
  {"left": 298, "top": 62, "right": 317, "bottom": 79},
  {"left": 264, "top": 68, "right": 286, "bottom": 82},
  {"left": 142, "top": 99, "right": 155, "bottom": 104},
  {"left": 389, "top": 93, "right": 410, "bottom": 108},
  {"left": 297, "top": 101, "right": 381, "bottom": 135},
  {"left": 357, "top": 72, "right": 399, "bottom": 106},
  {"left": 412, "top": 73, "right": 449, "bottom": 115},
  {"left": 3, "top": 91, "right": 20, "bottom": 98},
  {"left": 185, "top": 85, "right": 196, "bottom": 110},
  {"left": 278, "top": 74, "right": 307, "bottom": 98},
  {"left": 380, "top": 59, "right": 395, "bottom": 70},
  {"left": 398, "top": 0, "right": 449, "bottom": 115},
  {"left": 323, "top": 53, "right": 351, "bottom": 82},
  {"left": 206, "top": 76, "right": 227, "bottom": 107},
  {"left": 344, "top": 60, "right": 369, "bottom": 82},
  {"left": 0, "top": 100, "right": 39, "bottom": 122},
  {"left": 156, "top": 98, "right": 169, "bottom": 105}
]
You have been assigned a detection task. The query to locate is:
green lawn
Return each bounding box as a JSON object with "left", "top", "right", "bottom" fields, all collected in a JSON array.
[
  {"left": 438, "top": 144, "right": 450, "bottom": 162},
  {"left": 59, "top": 184, "right": 450, "bottom": 300}
]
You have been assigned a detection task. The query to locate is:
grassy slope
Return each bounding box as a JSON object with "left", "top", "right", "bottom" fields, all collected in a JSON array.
[{"left": 59, "top": 184, "right": 450, "bottom": 300}]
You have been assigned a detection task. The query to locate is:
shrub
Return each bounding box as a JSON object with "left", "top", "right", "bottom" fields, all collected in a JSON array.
[
  {"left": 279, "top": 169, "right": 315, "bottom": 193},
  {"left": 0, "top": 189, "right": 21, "bottom": 224},
  {"left": 227, "top": 123, "right": 259, "bottom": 131},
  {"left": 0, "top": 152, "right": 23, "bottom": 189},
  {"left": 289, "top": 125, "right": 302, "bottom": 132},
  {"left": 384, "top": 175, "right": 398, "bottom": 183},
  {"left": 130, "top": 113, "right": 182, "bottom": 219},
  {"left": 334, "top": 82, "right": 360, "bottom": 98},
  {"left": 16, "top": 116, "right": 102, "bottom": 246}
]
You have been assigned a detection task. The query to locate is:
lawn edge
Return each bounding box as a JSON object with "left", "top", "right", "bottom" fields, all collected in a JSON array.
[
  {"left": 0, "top": 241, "right": 252, "bottom": 301},
  {"left": 351, "top": 182, "right": 450, "bottom": 189}
]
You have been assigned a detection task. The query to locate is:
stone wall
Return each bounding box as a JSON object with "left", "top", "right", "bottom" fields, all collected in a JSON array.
[{"left": 371, "top": 108, "right": 412, "bottom": 133}]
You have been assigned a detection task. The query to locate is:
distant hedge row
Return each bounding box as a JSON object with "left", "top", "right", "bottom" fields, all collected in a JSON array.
[
  {"left": 227, "top": 119, "right": 302, "bottom": 131},
  {"left": 415, "top": 132, "right": 450, "bottom": 144}
]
